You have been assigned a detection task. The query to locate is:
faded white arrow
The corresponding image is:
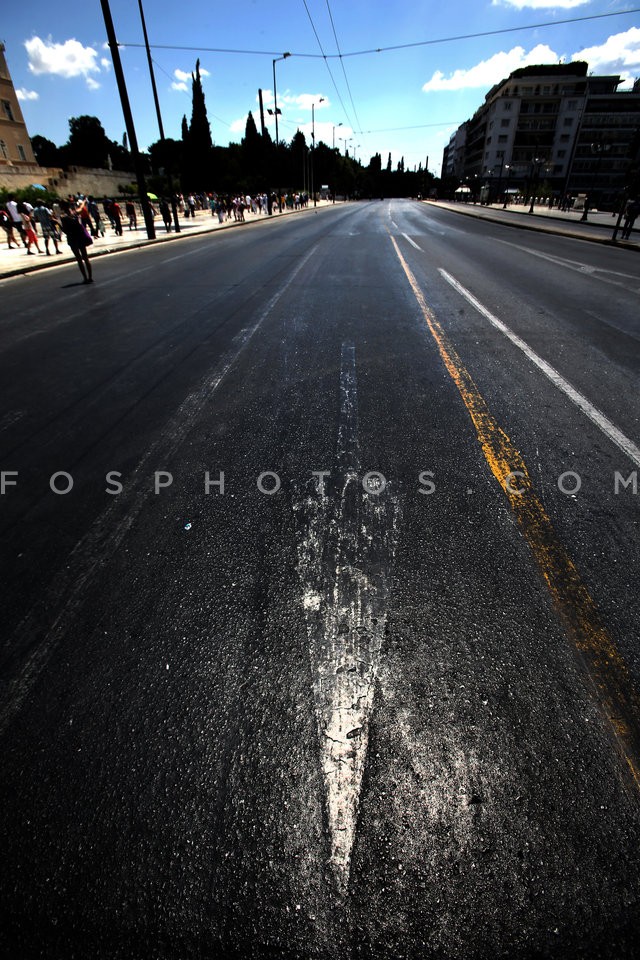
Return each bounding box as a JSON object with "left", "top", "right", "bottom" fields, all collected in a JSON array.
[{"left": 295, "top": 342, "right": 401, "bottom": 894}]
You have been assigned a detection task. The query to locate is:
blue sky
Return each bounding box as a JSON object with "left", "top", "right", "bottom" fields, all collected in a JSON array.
[{"left": 5, "top": 0, "right": 640, "bottom": 176}]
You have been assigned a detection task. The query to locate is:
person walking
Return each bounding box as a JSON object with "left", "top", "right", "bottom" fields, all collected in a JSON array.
[
  {"left": 6, "top": 196, "right": 27, "bottom": 247},
  {"left": 159, "top": 198, "right": 172, "bottom": 233},
  {"left": 621, "top": 198, "right": 639, "bottom": 240},
  {"left": 580, "top": 194, "right": 591, "bottom": 222},
  {"left": 21, "top": 210, "right": 42, "bottom": 255},
  {"left": 59, "top": 200, "right": 94, "bottom": 283},
  {"left": 125, "top": 199, "right": 137, "bottom": 230},
  {"left": 33, "top": 200, "right": 62, "bottom": 255},
  {"left": 111, "top": 200, "right": 123, "bottom": 236},
  {"left": 0, "top": 207, "right": 18, "bottom": 248}
]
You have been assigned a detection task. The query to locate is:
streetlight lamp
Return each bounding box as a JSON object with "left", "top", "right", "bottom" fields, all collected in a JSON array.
[
  {"left": 272, "top": 52, "right": 290, "bottom": 212},
  {"left": 333, "top": 122, "right": 343, "bottom": 150},
  {"left": 311, "top": 97, "right": 325, "bottom": 207}
]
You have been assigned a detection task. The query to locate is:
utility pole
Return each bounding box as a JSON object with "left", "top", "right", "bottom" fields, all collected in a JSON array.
[
  {"left": 100, "top": 0, "right": 155, "bottom": 239},
  {"left": 137, "top": 0, "right": 179, "bottom": 232}
]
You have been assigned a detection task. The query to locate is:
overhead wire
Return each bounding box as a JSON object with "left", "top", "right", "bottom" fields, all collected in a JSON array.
[
  {"left": 121, "top": 8, "right": 640, "bottom": 59},
  {"left": 324, "top": 0, "right": 362, "bottom": 133},
  {"left": 300, "top": 0, "right": 356, "bottom": 133}
]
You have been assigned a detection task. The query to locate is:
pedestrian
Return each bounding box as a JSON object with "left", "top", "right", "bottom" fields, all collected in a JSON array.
[
  {"left": 0, "top": 207, "right": 18, "bottom": 248},
  {"left": 111, "top": 199, "right": 123, "bottom": 236},
  {"left": 32, "top": 200, "right": 62, "bottom": 255},
  {"left": 21, "top": 210, "right": 42, "bottom": 255},
  {"left": 6, "top": 195, "right": 27, "bottom": 247},
  {"left": 88, "top": 196, "right": 105, "bottom": 237},
  {"left": 125, "top": 199, "right": 137, "bottom": 230},
  {"left": 77, "top": 197, "right": 97, "bottom": 238},
  {"left": 621, "top": 198, "right": 639, "bottom": 240},
  {"left": 59, "top": 200, "right": 94, "bottom": 283},
  {"left": 159, "top": 198, "right": 172, "bottom": 232},
  {"left": 580, "top": 195, "right": 590, "bottom": 222},
  {"left": 103, "top": 197, "right": 115, "bottom": 230}
]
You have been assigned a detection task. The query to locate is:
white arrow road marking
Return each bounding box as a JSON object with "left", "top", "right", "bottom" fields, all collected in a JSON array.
[
  {"left": 295, "top": 342, "right": 401, "bottom": 895},
  {"left": 493, "top": 238, "right": 640, "bottom": 290}
]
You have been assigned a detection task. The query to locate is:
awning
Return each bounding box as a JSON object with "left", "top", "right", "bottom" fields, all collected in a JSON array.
[{"left": 455, "top": 186, "right": 471, "bottom": 193}]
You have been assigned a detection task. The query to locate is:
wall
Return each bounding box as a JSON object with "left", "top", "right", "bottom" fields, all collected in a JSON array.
[{"left": 0, "top": 164, "right": 136, "bottom": 197}]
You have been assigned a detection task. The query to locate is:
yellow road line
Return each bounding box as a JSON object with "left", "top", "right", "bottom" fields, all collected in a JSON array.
[{"left": 391, "top": 235, "right": 640, "bottom": 789}]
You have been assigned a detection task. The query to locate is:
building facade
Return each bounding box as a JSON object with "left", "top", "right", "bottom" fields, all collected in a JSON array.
[
  {"left": 0, "top": 43, "right": 37, "bottom": 167},
  {"left": 443, "top": 62, "right": 640, "bottom": 209}
]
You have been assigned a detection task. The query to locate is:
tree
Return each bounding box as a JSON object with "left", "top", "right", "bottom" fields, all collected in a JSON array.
[
  {"left": 31, "top": 135, "right": 60, "bottom": 167},
  {"left": 183, "top": 59, "right": 213, "bottom": 189},
  {"left": 386, "top": 152, "right": 392, "bottom": 173},
  {"left": 241, "top": 111, "right": 262, "bottom": 184},
  {"left": 65, "top": 116, "right": 112, "bottom": 168}
]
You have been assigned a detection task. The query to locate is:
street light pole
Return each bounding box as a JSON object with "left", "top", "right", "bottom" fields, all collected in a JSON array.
[
  {"left": 272, "top": 52, "right": 290, "bottom": 212},
  {"left": 333, "top": 122, "right": 342, "bottom": 150},
  {"left": 311, "top": 97, "right": 325, "bottom": 207}
]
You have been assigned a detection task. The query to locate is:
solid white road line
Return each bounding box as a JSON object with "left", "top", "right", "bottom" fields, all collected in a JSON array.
[
  {"left": 439, "top": 267, "right": 640, "bottom": 469},
  {"left": 402, "top": 233, "right": 423, "bottom": 251}
]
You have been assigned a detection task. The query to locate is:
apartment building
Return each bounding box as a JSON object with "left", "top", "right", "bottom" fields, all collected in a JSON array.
[{"left": 443, "top": 62, "right": 640, "bottom": 208}]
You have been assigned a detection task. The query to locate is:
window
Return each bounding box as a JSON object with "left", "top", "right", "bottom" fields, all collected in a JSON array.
[
  {"left": 504, "top": 101, "right": 512, "bottom": 110},
  {"left": 560, "top": 134, "right": 570, "bottom": 142},
  {"left": 498, "top": 135, "right": 508, "bottom": 143},
  {"left": 567, "top": 100, "right": 578, "bottom": 110},
  {"left": 501, "top": 119, "right": 510, "bottom": 127},
  {"left": 2, "top": 100, "right": 15, "bottom": 122},
  {"left": 0, "top": 139, "right": 7, "bottom": 159},
  {"left": 564, "top": 118, "right": 573, "bottom": 127},
  {"left": 557, "top": 150, "right": 566, "bottom": 158},
  {"left": 17, "top": 144, "right": 27, "bottom": 161}
]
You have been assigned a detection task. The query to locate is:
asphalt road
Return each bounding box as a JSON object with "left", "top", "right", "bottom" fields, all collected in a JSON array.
[{"left": 1, "top": 199, "right": 640, "bottom": 959}]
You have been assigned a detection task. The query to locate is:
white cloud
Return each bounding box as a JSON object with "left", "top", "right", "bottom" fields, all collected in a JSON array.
[
  {"left": 25, "top": 36, "right": 102, "bottom": 90},
  {"left": 259, "top": 89, "right": 329, "bottom": 112},
  {"left": 281, "top": 92, "right": 330, "bottom": 111},
  {"left": 174, "top": 66, "right": 210, "bottom": 84},
  {"left": 572, "top": 27, "right": 640, "bottom": 86},
  {"left": 171, "top": 81, "right": 188, "bottom": 92},
  {"left": 230, "top": 117, "right": 247, "bottom": 133},
  {"left": 422, "top": 43, "right": 559, "bottom": 91},
  {"left": 16, "top": 88, "right": 39, "bottom": 101},
  {"left": 100, "top": 57, "right": 111, "bottom": 71},
  {"left": 492, "top": 0, "right": 587, "bottom": 7}
]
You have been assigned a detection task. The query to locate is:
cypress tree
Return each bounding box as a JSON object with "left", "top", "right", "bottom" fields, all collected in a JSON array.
[{"left": 185, "top": 60, "right": 213, "bottom": 189}]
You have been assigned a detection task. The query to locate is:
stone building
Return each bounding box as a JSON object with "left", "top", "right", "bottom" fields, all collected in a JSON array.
[{"left": 0, "top": 42, "right": 37, "bottom": 167}]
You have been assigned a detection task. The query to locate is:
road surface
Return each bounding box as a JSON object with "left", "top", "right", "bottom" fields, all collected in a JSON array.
[{"left": 1, "top": 199, "right": 640, "bottom": 958}]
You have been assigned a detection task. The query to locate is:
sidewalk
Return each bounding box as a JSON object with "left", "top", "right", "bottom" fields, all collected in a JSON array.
[
  {"left": 425, "top": 199, "right": 639, "bottom": 250},
  {"left": 0, "top": 200, "right": 339, "bottom": 281}
]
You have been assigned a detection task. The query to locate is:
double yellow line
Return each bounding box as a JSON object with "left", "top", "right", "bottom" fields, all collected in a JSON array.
[{"left": 391, "top": 235, "right": 640, "bottom": 789}]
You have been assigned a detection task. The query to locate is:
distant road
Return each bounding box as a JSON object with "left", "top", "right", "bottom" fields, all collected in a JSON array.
[{"left": 2, "top": 199, "right": 640, "bottom": 958}]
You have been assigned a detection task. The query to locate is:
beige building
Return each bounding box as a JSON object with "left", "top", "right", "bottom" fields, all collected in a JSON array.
[{"left": 0, "top": 42, "right": 37, "bottom": 166}]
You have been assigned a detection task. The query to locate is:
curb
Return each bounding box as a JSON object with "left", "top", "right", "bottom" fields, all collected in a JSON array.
[{"left": 424, "top": 201, "right": 639, "bottom": 251}]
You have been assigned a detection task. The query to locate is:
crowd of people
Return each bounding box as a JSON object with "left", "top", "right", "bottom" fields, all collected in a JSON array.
[{"left": 0, "top": 189, "right": 317, "bottom": 283}]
